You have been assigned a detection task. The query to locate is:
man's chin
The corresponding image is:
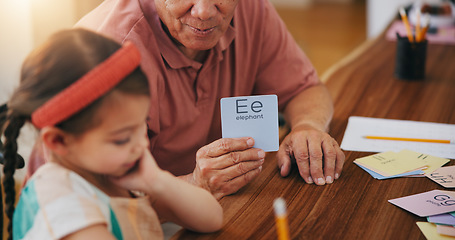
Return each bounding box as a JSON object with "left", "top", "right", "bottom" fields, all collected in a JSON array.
[{"left": 185, "top": 41, "right": 218, "bottom": 51}]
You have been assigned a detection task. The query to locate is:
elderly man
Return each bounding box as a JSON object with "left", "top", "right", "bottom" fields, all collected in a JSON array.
[{"left": 60, "top": 0, "right": 344, "bottom": 199}]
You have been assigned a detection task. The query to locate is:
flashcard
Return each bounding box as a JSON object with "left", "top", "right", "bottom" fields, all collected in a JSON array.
[
  {"left": 416, "top": 222, "right": 455, "bottom": 240},
  {"left": 389, "top": 190, "right": 455, "bottom": 217},
  {"left": 427, "top": 213, "right": 455, "bottom": 226},
  {"left": 220, "top": 95, "right": 279, "bottom": 152},
  {"left": 437, "top": 225, "right": 455, "bottom": 237},
  {"left": 426, "top": 166, "right": 455, "bottom": 188},
  {"left": 399, "top": 150, "right": 450, "bottom": 174},
  {"left": 354, "top": 151, "right": 425, "bottom": 176},
  {"left": 355, "top": 163, "right": 423, "bottom": 180}
]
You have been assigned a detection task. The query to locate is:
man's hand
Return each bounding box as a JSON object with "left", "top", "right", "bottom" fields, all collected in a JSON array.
[
  {"left": 190, "top": 137, "right": 265, "bottom": 200},
  {"left": 276, "top": 124, "right": 344, "bottom": 185}
]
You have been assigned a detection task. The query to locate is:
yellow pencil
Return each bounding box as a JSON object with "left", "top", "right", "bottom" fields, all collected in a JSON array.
[
  {"left": 416, "top": 14, "right": 430, "bottom": 42},
  {"left": 399, "top": 7, "right": 414, "bottom": 42},
  {"left": 274, "top": 198, "right": 290, "bottom": 240},
  {"left": 364, "top": 136, "right": 453, "bottom": 144},
  {"left": 415, "top": 10, "right": 421, "bottom": 41}
]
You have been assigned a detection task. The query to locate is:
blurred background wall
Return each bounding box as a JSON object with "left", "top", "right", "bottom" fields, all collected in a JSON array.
[
  {"left": 367, "top": 0, "right": 416, "bottom": 38},
  {"left": 0, "top": 0, "right": 103, "bottom": 181},
  {"left": 0, "top": 0, "right": 103, "bottom": 104}
]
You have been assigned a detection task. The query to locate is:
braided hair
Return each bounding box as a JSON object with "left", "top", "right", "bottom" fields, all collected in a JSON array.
[
  {"left": 1, "top": 102, "right": 26, "bottom": 240},
  {"left": 0, "top": 104, "right": 25, "bottom": 239},
  {"left": 0, "top": 28, "right": 149, "bottom": 240},
  {"left": 0, "top": 103, "right": 5, "bottom": 240},
  {"left": 1, "top": 113, "right": 26, "bottom": 240}
]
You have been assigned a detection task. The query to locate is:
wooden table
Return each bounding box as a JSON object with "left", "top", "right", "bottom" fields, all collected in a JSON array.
[{"left": 173, "top": 35, "right": 455, "bottom": 239}]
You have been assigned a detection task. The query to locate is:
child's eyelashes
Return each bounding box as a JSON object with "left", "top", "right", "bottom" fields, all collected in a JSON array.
[{"left": 113, "top": 138, "right": 131, "bottom": 145}]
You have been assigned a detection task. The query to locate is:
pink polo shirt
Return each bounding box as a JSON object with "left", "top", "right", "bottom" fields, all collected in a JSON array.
[{"left": 76, "top": 0, "right": 319, "bottom": 176}]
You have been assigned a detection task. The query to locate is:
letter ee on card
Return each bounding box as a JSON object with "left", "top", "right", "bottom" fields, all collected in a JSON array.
[
  {"left": 388, "top": 190, "right": 455, "bottom": 217},
  {"left": 220, "top": 95, "right": 279, "bottom": 152}
]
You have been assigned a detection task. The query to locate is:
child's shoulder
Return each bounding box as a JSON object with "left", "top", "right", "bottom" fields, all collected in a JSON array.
[
  {"left": 14, "top": 163, "right": 110, "bottom": 240},
  {"left": 25, "top": 162, "right": 106, "bottom": 205}
]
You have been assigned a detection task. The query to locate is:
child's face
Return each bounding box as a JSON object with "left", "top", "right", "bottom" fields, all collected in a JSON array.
[{"left": 64, "top": 91, "right": 150, "bottom": 177}]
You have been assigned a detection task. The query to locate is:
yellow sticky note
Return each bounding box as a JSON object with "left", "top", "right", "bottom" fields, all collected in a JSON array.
[
  {"left": 354, "top": 151, "right": 426, "bottom": 176},
  {"left": 416, "top": 222, "right": 455, "bottom": 240},
  {"left": 398, "top": 150, "right": 450, "bottom": 174}
]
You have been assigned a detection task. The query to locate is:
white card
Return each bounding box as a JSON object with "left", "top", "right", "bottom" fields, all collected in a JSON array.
[{"left": 220, "top": 95, "right": 279, "bottom": 152}]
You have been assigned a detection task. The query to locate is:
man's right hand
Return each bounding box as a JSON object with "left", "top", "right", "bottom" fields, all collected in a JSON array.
[{"left": 189, "top": 137, "right": 265, "bottom": 200}]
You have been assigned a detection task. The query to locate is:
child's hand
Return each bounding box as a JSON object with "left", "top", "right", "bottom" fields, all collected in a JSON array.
[
  {"left": 109, "top": 149, "right": 164, "bottom": 193},
  {"left": 112, "top": 149, "right": 224, "bottom": 233}
]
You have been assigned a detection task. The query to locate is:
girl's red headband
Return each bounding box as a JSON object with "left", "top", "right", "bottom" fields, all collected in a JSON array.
[{"left": 31, "top": 41, "right": 141, "bottom": 129}]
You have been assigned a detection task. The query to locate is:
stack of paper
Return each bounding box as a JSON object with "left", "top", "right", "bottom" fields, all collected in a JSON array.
[
  {"left": 340, "top": 116, "right": 455, "bottom": 160},
  {"left": 354, "top": 150, "right": 450, "bottom": 179},
  {"left": 389, "top": 190, "right": 455, "bottom": 239}
]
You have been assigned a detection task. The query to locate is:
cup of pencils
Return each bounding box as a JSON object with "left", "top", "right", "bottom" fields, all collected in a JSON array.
[{"left": 394, "top": 7, "right": 429, "bottom": 81}]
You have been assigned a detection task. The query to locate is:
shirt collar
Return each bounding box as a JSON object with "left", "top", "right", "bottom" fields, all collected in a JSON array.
[{"left": 139, "top": 0, "right": 235, "bottom": 70}]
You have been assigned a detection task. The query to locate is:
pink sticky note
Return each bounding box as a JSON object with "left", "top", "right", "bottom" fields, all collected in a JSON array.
[
  {"left": 426, "top": 166, "right": 455, "bottom": 188},
  {"left": 389, "top": 190, "right": 455, "bottom": 217},
  {"left": 437, "top": 225, "right": 455, "bottom": 237}
]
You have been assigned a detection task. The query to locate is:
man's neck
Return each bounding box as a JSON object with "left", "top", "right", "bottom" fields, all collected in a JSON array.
[{"left": 177, "top": 46, "right": 209, "bottom": 63}]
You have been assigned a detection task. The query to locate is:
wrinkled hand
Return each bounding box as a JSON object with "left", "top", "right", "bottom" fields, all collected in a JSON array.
[
  {"left": 276, "top": 124, "right": 345, "bottom": 185},
  {"left": 192, "top": 137, "right": 265, "bottom": 200}
]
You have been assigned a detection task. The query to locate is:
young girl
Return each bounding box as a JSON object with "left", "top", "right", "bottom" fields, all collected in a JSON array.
[{"left": 0, "top": 28, "right": 223, "bottom": 240}]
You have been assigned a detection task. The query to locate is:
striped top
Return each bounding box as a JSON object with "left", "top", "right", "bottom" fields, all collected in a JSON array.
[{"left": 13, "top": 163, "right": 163, "bottom": 239}]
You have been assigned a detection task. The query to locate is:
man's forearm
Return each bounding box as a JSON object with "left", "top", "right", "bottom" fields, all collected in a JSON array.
[{"left": 283, "top": 83, "right": 334, "bottom": 132}]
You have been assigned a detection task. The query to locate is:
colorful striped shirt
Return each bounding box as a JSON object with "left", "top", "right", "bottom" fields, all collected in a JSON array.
[{"left": 13, "top": 163, "right": 163, "bottom": 239}]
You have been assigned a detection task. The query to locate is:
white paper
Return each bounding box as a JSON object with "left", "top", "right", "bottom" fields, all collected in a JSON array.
[
  {"left": 221, "top": 95, "right": 279, "bottom": 152},
  {"left": 340, "top": 116, "right": 455, "bottom": 159}
]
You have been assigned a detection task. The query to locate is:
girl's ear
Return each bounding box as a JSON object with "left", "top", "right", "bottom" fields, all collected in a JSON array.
[{"left": 40, "top": 126, "right": 70, "bottom": 156}]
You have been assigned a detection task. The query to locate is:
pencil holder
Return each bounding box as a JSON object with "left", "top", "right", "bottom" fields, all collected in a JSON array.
[{"left": 394, "top": 36, "right": 427, "bottom": 80}]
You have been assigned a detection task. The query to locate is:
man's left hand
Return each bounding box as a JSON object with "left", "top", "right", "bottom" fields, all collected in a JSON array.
[{"left": 276, "top": 124, "right": 345, "bottom": 185}]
